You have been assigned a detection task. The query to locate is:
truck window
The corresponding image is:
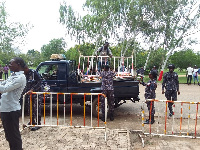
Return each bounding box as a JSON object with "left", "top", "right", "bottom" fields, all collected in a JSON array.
[
  {"left": 38, "top": 64, "right": 58, "bottom": 80},
  {"left": 57, "top": 63, "right": 66, "bottom": 80},
  {"left": 68, "top": 60, "right": 76, "bottom": 75}
]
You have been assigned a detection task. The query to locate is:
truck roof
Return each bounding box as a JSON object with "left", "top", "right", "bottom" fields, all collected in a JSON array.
[{"left": 41, "top": 60, "right": 71, "bottom": 64}]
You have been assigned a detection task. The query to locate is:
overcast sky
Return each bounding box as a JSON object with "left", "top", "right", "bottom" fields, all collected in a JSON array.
[
  {"left": 4, "top": 0, "right": 200, "bottom": 54},
  {"left": 5, "top": 0, "right": 86, "bottom": 54}
]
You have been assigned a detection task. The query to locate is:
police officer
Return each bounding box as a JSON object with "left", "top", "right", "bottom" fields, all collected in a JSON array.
[
  {"left": 142, "top": 70, "right": 157, "bottom": 124},
  {"left": 95, "top": 42, "right": 113, "bottom": 72},
  {"left": 151, "top": 66, "right": 158, "bottom": 80},
  {"left": 23, "top": 65, "right": 43, "bottom": 131},
  {"left": 162, "top": 64, "right": 180, "bottom": 117},
  {"left": 100, "top": 65, "right": 115, "bottom": 121}
]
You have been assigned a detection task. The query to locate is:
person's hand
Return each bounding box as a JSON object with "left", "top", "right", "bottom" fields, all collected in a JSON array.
[
  {"left": 110, "top": 55, "right": 112, "bottom": 58},
  {"left": 28, "top": 89, "right": 33, "bottom": 95},
  {"left": 162, "top": 90, "right": 164, "bottom": 94},
  {"left": 178, "top": 91, "right": 180, "bottom": 95}
]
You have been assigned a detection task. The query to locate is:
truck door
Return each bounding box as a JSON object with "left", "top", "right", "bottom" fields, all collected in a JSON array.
[
  {"left": 67, "top": 60, "right": 79, "bottom": 93},
  {"left": 57, "top": 63, "right": 67, "bottom": 92},
  {"left": 37, "top": 63, "right": 67, "bottom": 92}
]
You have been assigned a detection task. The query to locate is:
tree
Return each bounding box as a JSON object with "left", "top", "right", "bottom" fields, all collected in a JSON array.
[
  {"left": 0, "top": 2, "right": 29, "bottom": 64},
  {"left": 140, "top": 0, "right": 200, "bottom": 70},
  {"left": 26, "top": 49, "right": 42, "bottom": 67},
  {"left": 40, "top": 38, "right": 66, "bottom": 61},
  {"left": 170, "top": 49, "right": 197, "bottom": 71},
  {"left": 59, "top": 0, "right": 147, "bottom": 57},
  {"left": 59, "top": 0, "right": 200, "bottom": 71}
]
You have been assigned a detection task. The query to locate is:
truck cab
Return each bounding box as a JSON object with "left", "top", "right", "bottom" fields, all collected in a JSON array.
[{"left": 36, "top": 59, "right": 78, "bottom": 93}]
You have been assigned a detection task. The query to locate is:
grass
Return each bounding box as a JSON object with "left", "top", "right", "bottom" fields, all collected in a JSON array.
[
  {"left": 1, "top": 72, "right": 11, "bottom": 80},
  {"left": 143, "top": 77, "right": 188, "bottom": 84},
  {"left": 142, "top": 69, "right": 192, "bottom": 84}
]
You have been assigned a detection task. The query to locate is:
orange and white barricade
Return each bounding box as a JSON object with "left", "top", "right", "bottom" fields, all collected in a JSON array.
[
  {"left": 22, "top": 92, "right": 108, "bottom": 140},
  {"left": 142, "top": 99, "right": 200, "bottom": 138}
]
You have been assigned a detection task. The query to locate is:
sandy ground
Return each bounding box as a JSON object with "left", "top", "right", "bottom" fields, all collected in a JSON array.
[{"left": 0, "top": 83, "right": 200, "bottom": 149}]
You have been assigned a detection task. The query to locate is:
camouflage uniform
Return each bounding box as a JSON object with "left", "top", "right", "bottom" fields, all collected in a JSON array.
[
  {"left": 143, "top": 79, "right": 157, "bottom": 121},
  {"left": 100, "top": 70, "right": 115, "bottom": 118},
  {"left": 95, "top": 46, "right": 112, "bottom": 72},
  {"left": 23, "top": 69, "right": 43, "bottom": 124},
  {"left": 162, "top": 71, "right": 179, "bottom": 114}
]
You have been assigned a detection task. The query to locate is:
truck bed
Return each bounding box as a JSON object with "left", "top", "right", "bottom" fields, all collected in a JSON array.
[{"left": 71, "top": 78, "right": 139, "bottom": 100}]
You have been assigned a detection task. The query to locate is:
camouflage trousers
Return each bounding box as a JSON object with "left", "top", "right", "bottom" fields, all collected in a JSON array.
[
  {"left": 146, "top": 101, "right": 155, "bottom": 120},
  {"left": 27, "top": 94, "right": 42, "bottom": 124},
  {"left": 101, "top": 90, "right": 115, "bottom": 115},
  {"left": 165, "top": 90, "right": 177, "bottom": 113}
]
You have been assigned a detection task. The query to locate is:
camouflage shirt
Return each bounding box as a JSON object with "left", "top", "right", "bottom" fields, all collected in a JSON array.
[
  {"left": 95, "top": 46, "right": 112, "bottom": 62},
  {"left": 144, "top": 79, "right": 157, "bottom": 99},
  {"left": 24, "top": 69, "right": 42, "bottom": 92},
  {"left": 100, "top": 70, "right": 115, "bottom": 90},
  {"left": 162, "top": 72, "right": 179, "bottom": 91}
]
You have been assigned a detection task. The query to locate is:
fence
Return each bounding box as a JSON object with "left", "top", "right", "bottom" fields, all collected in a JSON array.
[
  {"left": 22, "top": 92, "right": 108, "bottom": 140},
  {"left": 78, "top": 55, "right": 135, "bottom": 77},
  {"left": 142, "top": 99, "right": 200, "bottom": 138}
]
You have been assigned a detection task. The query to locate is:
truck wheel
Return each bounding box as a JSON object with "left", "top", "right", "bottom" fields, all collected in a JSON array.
[
  {"left": 92, "top": 97, "right": 109, "bottom": 118},
  {"left": 92, "top": 97, "right": 102, "bottom": 118}
]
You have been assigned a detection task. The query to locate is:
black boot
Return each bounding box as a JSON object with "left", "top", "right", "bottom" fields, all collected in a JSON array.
[
  {"left": 31, "top": 126, "right": 41, "bottom": 131},
  {"left": 144, "top": 119, "right": 150, "bottom": 124},
  {"left": 27, "top": 120, "right": 36, "bottom": 125},
  {"left": 144, "top": 119, "right": 155, "bottom": 124},
  {"left": 110, "top": 112, "right": 114, "bottom": 121},
  {"left": 144, "top": 116, "right": 155, "bottom": 124},
  {"left": 169, "top": 107, "right": 174, "bottom": 117},
  {"left": 100, "top": 113, "right": 105, "bottom": 122},
  {"left": 151, "top": 115, "right": 155, "bottom": 124},
  {"left": 169, "top": 111, "right": 174, "bottom": 117},
  {"left": 31, "top": 121, "right": 41, "bottom": 131},
  {"left": 168, "top": 102, "right": 174, "bottom": 117}
]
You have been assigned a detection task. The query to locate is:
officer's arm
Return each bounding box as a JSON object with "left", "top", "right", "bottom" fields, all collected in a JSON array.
[
  {"left": 108, "top": 48, "right": 112, "bottom": 57},
  {"left": 95, "top": 47, "right": 101, "bottom": 56},
  {"left": 176, "top": 74, "right": 180, "bottom": 94},
  {"left": 31, "top": 72, "right": 42, "bottom": 91}
]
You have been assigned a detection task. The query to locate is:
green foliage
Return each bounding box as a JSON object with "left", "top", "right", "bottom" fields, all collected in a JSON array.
[
  {"left": 41, "top": 38, "right": 66, "bottom": 61},
  {"left": 147, "top": 48, "right": 167, "bottom": 70},
  {"left": 170, "top": 49, "right": 198, "bottom": 71},
  {"left": 26, "top": 49, "right": 42, "bottom": 67},
  {"left": 0, "top": 2, "right": 29, "bottom": 65},
  {"left": 59, "top": 0, "right": 200, "bottom": 72},
  {"left": 65, "top": 43, "right": 95, "bottom": 64}
]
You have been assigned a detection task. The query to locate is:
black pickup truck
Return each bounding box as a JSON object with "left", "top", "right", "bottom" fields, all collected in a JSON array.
[{"left": 36, "top": 58, "right": 140, "bottom": 117}]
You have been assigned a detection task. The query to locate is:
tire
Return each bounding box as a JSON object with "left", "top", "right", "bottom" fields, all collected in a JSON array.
[
  {"left": 92, "top": 97, "right": 109, "bottom": 118},
  {"left": 92, "top": 97, "right": 102, "bottom": 118}
]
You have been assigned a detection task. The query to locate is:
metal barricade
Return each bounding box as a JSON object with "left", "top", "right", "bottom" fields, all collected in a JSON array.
[
  {"left": 142, "top": 99, "right": 200, "bottom": 138},
  {"left": 78, "top": 55, "right": 135, "bottom": 77},
  {"left": 22, "top": 92, "right": 108, "bottom": 140}
]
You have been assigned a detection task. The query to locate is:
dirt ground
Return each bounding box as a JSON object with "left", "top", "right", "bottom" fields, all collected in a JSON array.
[{"left": 1, "top": 83, "right": 200, "bottom": 149}]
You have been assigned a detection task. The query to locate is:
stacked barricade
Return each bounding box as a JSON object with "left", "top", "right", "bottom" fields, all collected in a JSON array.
[
  {"left": 21, "top": 92, "right": 108, "bottom": 140},
  {"left": 142, "top": 99, "right": 200, "bottom": 138}
]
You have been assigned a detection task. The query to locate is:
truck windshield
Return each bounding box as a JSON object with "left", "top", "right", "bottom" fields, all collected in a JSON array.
[{"left": 38, "top": 64, "right": 58, "bottom": 80}]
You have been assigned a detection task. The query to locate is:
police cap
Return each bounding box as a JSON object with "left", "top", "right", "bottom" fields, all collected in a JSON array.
[
  {"left": 149, "top": 70, "right": 157, "bottom": 79},
  {"left": 168, "top": 64, "right": 175, "bottom": 69}
]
